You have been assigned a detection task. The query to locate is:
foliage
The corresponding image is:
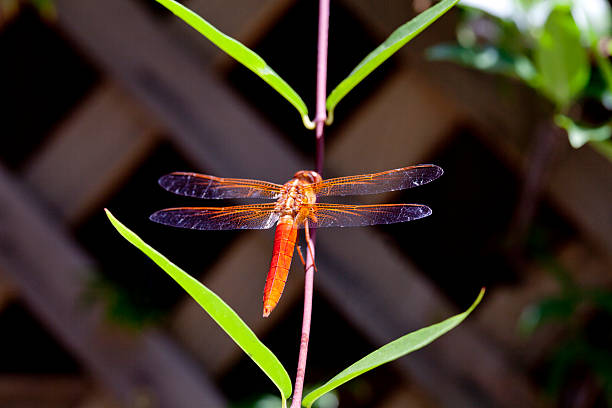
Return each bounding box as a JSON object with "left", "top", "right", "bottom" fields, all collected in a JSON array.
[
  {"left": 0, "top": 0, "right": 54, "bottom": 21},
  {"left": 83, "top": 274, "right": 167, "bottom": 329},
  {"left": 555, "top": 113, "right": 612, "bottom": 148},
  {"left": 519, "top": 255, "right": 612, "bottom": 404},
  {"left": 428, "top": 0, "right": 612, "bottom": 160},
  {"left": 302, "top": 288, "right": 484, "bottom": 408},
  {"left": 106, "top": 208, "right": 482, "bottom": 406},
  {"left": 155, "top": 0, "right": 458, "bottom": 129},
  {"left": 155, "top": 0, "right": 313, "bottom": 129},
  {"left": 106, "top": 1, "right": 483, "bottom": 405},
  {"left": 105, "top": 210, "right": 292, "bottom": 406},
  {"left": 325, "top": 0, "right": 460, "bottom": 124}
]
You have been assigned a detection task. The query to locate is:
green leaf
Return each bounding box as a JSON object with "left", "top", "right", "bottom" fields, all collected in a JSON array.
[
  {"left": 30, "top": 0, "right": 55, "bottom": 18},
  {"left": 586, "top": 289, "right": 612, "bottom": 316},
  {"left": 458, "top": 0, "right": 516, "bottom": 21},
  {"left": 427, "top": 44, "right": 537, "bottom": 83},
  {"left": 325, "top": 0, "right": 460, "bottom": 124},
  {"left": 572, "top": 0, "right": 612, "bottom": 44},
  {"left": 302, "top": 288, "right": 485, "bottom": 408},
  {"left": 534, "top": 8, "right": 590, "bottom": 108},
  {"left": 591, "top": 139, "right": 612, "bottom": 162},
  {"left": 104, "top": 210, "right": 292, "bottom": 405},
  {"left": 518, "top": 296, "right": 579, "bottom": 336},
  {"left": 595, "top": 55, "right": 612, "bottom": 97},
  {"left": 555, "top": 114, "right": 612, "bottom": 148},
  {"left": 155, "top": 0, "right": 313, "bottom": 129}
]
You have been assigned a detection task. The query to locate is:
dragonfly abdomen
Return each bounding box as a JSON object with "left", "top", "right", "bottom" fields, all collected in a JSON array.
[{"left": 263, "top": 216, "right": 297, "bottom": 317}]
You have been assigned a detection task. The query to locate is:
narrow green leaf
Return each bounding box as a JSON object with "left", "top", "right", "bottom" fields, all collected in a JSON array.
[
  {"left": 155, "top": 0, "right": 313, "bottom": 129},
  {"left": 326, "top": 0, "right": 459, "bottom": 124},
  {"left": 535, "top": 8, "right": 590, "bottom": 108},
  {"left": 302, "top": 288, "right": 485, "bottom": 408},
  {"left": 105, "top": 210, "right": 292, "bottom": 404}
]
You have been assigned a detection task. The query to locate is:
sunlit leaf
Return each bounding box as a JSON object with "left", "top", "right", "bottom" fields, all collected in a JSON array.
[
  {"left": 459, "top": 0, "right": 516, "bottom": 20},
  {"left": 535, "top": 8, "right": 590, "bottom": 108},
  {"left": 555, "top": 114, "right": 612, "bottom": 148},
  {"left": 302, "top": 288, "right": 485, "bottom": 408},
  {"left": 105, "top": 210, "right": 292, "bottom": 406},
  {"left": 155, "top": 0, "right": 313, "bottom": 129},
  {"left": 325, "top": 0, "right": 459, "bottom": 124},
  {"left": 572, "top": 0, "right": 612, "bottom": 44}
]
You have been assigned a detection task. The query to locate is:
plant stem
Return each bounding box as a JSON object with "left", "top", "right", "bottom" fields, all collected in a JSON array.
[{"left": 290, "top": 0, "right": 329, "bottom": 406}]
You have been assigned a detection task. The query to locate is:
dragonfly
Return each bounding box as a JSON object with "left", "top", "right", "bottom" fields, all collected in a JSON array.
[{"left": 150, "top": 164, "right": 443, "bottom": 317}]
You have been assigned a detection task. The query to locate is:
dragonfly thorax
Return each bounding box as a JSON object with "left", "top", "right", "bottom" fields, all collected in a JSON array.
[{"left": 276, "top": 180, "right": 307, "bottom": 216}]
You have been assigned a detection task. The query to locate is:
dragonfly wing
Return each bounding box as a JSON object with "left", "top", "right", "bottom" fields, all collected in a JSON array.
[
  {"left": 150, "top": 203, "right": 279, "bottom": 230},
  {"left": 302, "top": 203, "right": 432, "bottom": 228},
  {"left": 311, "top": 164, "right": 443, "bottom": 197},
  {"left": 159, "top": 172, "right": 283, "bottom": 199}
]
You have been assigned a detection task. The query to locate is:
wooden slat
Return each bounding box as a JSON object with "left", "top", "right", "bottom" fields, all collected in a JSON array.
[
  {"left": 179, "top": 0, "right": 294, "bottom": 59},
  {"left": 0, "top": 165, "right": 226, "bottom": 408},
  {"left": 326, "top": 68, "right": 536, "bottom": 406},
  {"left": 54, "top": 0, "right": 306, "bottom": 182},
  {"left": 338, "top": 0, "right": 418, "bottom": 45},
  {"left": 477, "top": 240, "right": 612, "bottom": 362},
  {"left": 0, "top": 0, "right": 21, "bottom": 30},
  {"left": 50, "top": 1, "right": 537, "bottom": 406},
  {"left": 76, "top": 389, "right": 121, "bottom": 408},
  {"left": 547, "top": 143, "right": 612, "bottom": 262},
  {"left": 315, "top": 228, "right": 537, "bottom": 408},
  {"left": 424, "top": 57, "right": 612, "bottom": 264},
  {"left": 328, "top": 68, "right": 460, "bottom": 172},
  {"left": 0, "top": 271, "right": 17, "bottom": 312},
  {"left": 23, "top": 81, "right": 159, "bottom": 224},
  {"left": 0, "top": 375, "right": 90, "bottom": 408},
  {"left": 379, "top": 385, "right": 438, "bottom": 408}
]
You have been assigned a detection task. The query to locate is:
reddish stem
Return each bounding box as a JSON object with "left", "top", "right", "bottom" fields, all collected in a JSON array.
[{"left": 290, "top": 0, "right": 328, "bottom": 406}]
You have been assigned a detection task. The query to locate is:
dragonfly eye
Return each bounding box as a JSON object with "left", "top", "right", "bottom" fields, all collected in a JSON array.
[{"left": 294, "top": 170, "right": 322, "bottom": 184}]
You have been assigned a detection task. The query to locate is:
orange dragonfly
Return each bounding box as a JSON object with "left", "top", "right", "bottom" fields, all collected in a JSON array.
[{"left": 150, "top": 164, "right": 443, "bottom": 317}]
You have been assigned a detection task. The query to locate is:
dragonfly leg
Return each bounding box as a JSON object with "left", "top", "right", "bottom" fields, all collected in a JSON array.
[
  {"left": 303, "top": 221, "right": 318, "bottom": 274},
  {"left": 296, "top": 243, "right": 318, "bottom": 274},
  {"left": 296, "top": 245, "right": 319, "bottom": 273}
]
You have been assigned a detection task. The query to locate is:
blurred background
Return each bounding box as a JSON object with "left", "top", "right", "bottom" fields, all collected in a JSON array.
[{"left": 1, "top": 0, "right": 611, "bottom": 407}]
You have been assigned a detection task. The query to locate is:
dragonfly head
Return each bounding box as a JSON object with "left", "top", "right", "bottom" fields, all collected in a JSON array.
[{"left": 293, "top": 170, "right": 322, "bottom": 185}]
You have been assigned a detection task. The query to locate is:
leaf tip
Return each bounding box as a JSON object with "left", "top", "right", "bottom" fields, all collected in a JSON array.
[{"left": 473, "top": 287, "right": 486, "bottom": 309}]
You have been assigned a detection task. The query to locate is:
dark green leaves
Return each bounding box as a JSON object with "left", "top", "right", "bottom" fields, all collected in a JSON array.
[
  {"left": 535, "top": 8, "right": 590, "bottom": 109},
  {"left": 105, "top": 210, "right": 292, "bottom": 406}
]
